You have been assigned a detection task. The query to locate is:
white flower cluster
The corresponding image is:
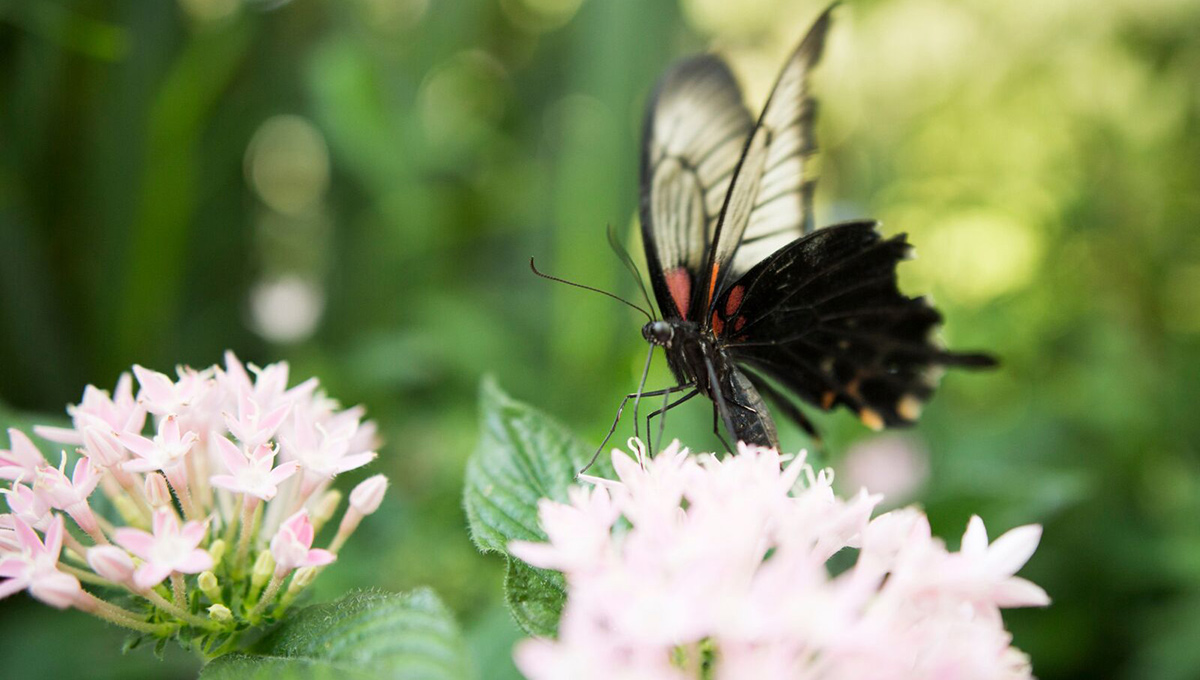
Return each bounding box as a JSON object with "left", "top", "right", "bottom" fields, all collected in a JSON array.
[
  {"left": 511, "top": 440, "right": 1049, "bottom": 680},
  {"left": 0, "top": 352, "right": 387, "bottom": 649}
]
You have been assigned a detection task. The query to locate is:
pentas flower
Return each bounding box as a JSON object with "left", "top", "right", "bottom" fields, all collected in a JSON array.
[
  {"left": 223, "top": 389, "right": 291, "bottom": 451},
  {"left": 115, "top": 509, "right": 213, "bottom": 589},
  {"left": 118, "top": 415, "right": 198, "bottom": 474},
  {"left": 510, "top": 440, "right": 1049, "bottom": 680},
  {"left": 0, "top": 428, "right": 47, "bottom": 481},
  {"left": 211, "top": 440, "right": 298, "bottom": 501},
  {"left": 34, "top": 373, "right": 146, "bottom": 445},
  {"left": 36, "top": 454, "right": 103, "bottom": 539},
  {"left": 0, "top": 515, "right": 81, "bottom": 609},
  {"left": 3, "top": 481, "right": 51, "bottom": 530},
  {"left": 0, "top": 353, "right": 387, "bottom": 656}
]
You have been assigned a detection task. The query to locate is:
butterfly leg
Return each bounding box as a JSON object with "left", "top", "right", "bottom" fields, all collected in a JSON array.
[
  {"left": 703, "top": 357, "right": 740, "bottom": 454},
  {"left": 710, "top": 405, "right": 735, "bottom": 454},
  {"left": 585, "top": 384, "right": 693, "bottom": 476},
  {"left": 645, "top": 388, "right": 700, "bottom": 455}
]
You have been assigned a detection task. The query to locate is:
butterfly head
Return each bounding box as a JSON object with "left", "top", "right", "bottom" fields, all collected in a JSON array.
[{"left": 642, "top": 320, "right": 674, "bottom": 347}]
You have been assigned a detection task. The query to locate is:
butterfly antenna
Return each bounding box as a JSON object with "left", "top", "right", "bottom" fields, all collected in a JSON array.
[
  {"left": 606, "top": 223, "right": 657, "bottom": 319},
  {"left": 530, "top": 258, "right": 653, "bottom": 323}
]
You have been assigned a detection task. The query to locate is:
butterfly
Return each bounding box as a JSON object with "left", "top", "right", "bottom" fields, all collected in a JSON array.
[{"left": 613, "top": 5, "right": 996, "bottom": 454}]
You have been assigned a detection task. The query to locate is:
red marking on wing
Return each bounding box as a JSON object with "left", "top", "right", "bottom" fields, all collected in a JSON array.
[
  {"left": 724, "top": 285, "right": 745, "bottom": 317},
  {"left": 711, "top": 310, "right": 725, "bottom": 335},
  {"left": 734, "top": 316, "right": 746, "bottom": 332},
  {"left": 665, "top": 268, "right": 692, "bottom": 318}
]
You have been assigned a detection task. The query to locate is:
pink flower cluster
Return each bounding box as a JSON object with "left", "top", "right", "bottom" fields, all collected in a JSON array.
[
  {"left": 510, "top": 441, "right": 1049, "bottom": 680},
  {"left": 0, "top": 352, "right": 388, "bottom": 636}
]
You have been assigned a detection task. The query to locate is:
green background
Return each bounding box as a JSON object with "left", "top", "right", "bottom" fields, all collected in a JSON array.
[{"left": 2, "top": 0, "right": 1198, "bottom": 677}]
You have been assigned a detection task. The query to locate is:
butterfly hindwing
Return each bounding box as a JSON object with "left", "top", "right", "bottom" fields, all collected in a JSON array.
[{"left": 713, "top": 221, "right": 996, "bottom": 430}]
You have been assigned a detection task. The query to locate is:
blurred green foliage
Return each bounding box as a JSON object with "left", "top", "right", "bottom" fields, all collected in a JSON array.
[{"left": 1, "top": 0, "right": 1198, "bottom": 678}]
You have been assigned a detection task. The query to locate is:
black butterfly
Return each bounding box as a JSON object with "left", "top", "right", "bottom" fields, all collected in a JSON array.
[{"left": 606, "top": 6, "right": 995, "bottom": 454}]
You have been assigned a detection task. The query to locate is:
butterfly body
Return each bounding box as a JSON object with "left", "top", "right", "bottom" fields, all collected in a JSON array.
[
  {"left": 629, "top": 5, "right": 996, "bottom": 451},
  {"left": 643, "top": 318, "right": 779, "bottom": 448}
]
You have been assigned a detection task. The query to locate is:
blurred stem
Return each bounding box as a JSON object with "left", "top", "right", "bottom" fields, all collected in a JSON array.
[
  {"left": 59, "top": 563, "right": 118, "bottom": 588},
  {"left": 246, "top": 572, "right": 284, "bottom": 624},
  {"left": 141, "top": 586, "right": 218, "bottom": 630},
  {"left": 76, "top": 591, "right": 170, "bottom": 635},
  {"left": 171, "top": 573, "right": 186, "bottom": 608},
  {"left": 234, "top": 495, "right": 258, "bottom": 576}
]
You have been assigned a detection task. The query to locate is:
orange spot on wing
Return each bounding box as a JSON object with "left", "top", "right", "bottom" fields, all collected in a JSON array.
[
  {"left": 665, "top": 268, "right": 691, "bottom": 318},
  {"left": 711, "top": 310, "right": 725, "bottom": 335},
  {"left": 860, "top": 408, "right": 885, "bottom": 431},
  {"left": 707, "top": 263, "right": 720, "bottom": 306}
]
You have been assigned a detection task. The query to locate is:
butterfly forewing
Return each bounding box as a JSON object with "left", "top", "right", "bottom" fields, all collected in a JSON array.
[
  {"left": 640, "top": 55, "right": 753, "bottom": 321},
  {"left": 696, "top": 7, "right": 834, "bottom": 314}
]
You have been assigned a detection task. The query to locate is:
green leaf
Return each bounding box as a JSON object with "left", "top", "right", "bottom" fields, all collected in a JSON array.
[
  {"left": 199, "top": 589, "right": 470, "bottom": 680},
  {"left": 463, "top": 377, "right": 611, "bottom": 636},
  {"left": 504, "top": 560, "right": 565, "bottom": 639}
]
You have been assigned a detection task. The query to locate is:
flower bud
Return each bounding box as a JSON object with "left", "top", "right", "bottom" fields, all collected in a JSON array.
[
  {"left": 252, "top": 550, "right": 275, "bottom": 589},
  {"left": 144, "top": 473, "right": 171, "bottom": 507},
  {"left": 290, "top": 566, "right": 318, "bottom": 591},
  {"left": 208, "top": 538, "right": 227, "bottom": 568},
  {"left": 208, "top": 603, "right": 233, "bottom": 623},
  {"left": 349, "top": 475, "right": 387, "bottom": 515},
  {"left": 198, "top": 571, "right": 221, "bottom": 602},
  {"left": 312, "top": 489, "right": 342, "bottom": 530},
  {"left": 87, "top": 546, "right": 135, "bottom": 583}
]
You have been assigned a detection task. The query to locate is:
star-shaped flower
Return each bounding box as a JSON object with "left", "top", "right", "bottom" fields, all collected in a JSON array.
[
  {"left": 0, "top": 515, "right": 82, "bottom": 609},
  {"left": 951, "top": 515, "right": 1051, "bottom": 609},
  {"left": 0, "top": 429, "right": 47, "bottom": 482},
  {"left": 210, "top": 439, "right": 299, "bottom": 501},
  {"left": 118, "top": 415, "right": 198, "bottom": 474},
  {"left": 114, "top": 508, "right": 213, "bottom": 589},
  {"left": 223, "top": 389, "right": 291, "bottom": 450},
  {"left": 35, "top": 372, "right": 146, "bottom": 445}
]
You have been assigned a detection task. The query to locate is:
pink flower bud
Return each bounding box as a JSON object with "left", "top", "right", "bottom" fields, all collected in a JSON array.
[
  {"left": 144, "top": 472, "right": 171, "bottom": 507},
  {"left": 87, "top": 546, "right": 135, "bottom": 583},
  {"left": 348, "top": 474, "right": 388, "bottom": 515}
]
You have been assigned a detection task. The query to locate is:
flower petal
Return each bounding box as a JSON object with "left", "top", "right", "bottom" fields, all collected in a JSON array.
[
  {"left": 113, "top": 528, "right": 156, "bottom": 560},
  {"left": 985, "top": 524, "right": 1043, "bottom": 576}
]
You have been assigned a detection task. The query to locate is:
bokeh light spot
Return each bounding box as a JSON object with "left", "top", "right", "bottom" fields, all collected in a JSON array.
[
  {"left": 250, "top": 275, "right": 326, "bottom": 344},
  {"left": 245, "top": 115, "right": 331, "bottom": 217}
]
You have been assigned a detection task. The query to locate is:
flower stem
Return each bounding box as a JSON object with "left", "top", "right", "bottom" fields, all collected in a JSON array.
[
  {"left": 235, "top": 496, "right": 258, "bottom": 574},
  {"left": 328, "top": 510, "right": 362, "bottom": 555},
  {"left": 59, "top": 563, "right": 120, "bottom": 588},
  {"left": 60, "top": 529, "right": 91, "bottom": 559},
  {"left": 171, "top": 573, "right": 186, "bottom": 608},
  {"left": 165, "top": 466, "right": 198, "bottom": 520},
  {"left": 140, "top": 587, "right": 219, "bottom": 630},
  {"left": 111, "top": 467, "right": 153, "bottom": 520},
  {"left": 247, "top": 572, "right": 285, "bottom": 623},
  {"left": 76, "top": 591, "right": 172, "bottom": 635}
]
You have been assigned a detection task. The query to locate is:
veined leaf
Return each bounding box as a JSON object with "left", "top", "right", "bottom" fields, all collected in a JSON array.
[
  {"left": 463, "top": 378, "right": 612, "bottom": 636},
  {"left": 199, "top": 589, "right": 469, "bottom": 680}
]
